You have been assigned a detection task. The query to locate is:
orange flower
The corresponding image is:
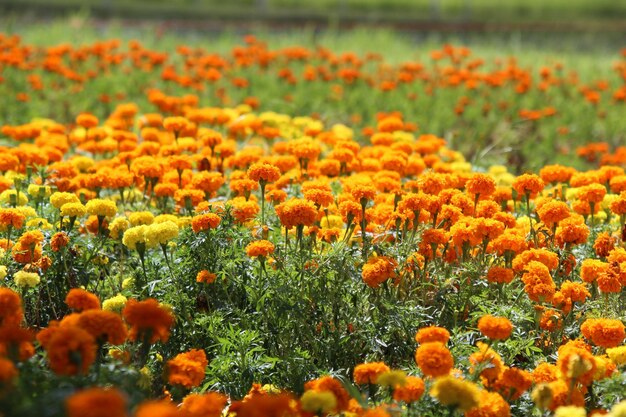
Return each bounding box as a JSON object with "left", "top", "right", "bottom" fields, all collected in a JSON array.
[
  {"left": 0, "top": 288, "right": 23, "bottom": 326},
  {"left": 536, "top": 201, "right": 570, "bottom": 226},
  {"left": 512, "top": 174, "right": 544, "bottom": 198},
  {"left": 196, "top": 270, "right": 217, "bottom": 284},
  {"left": 466, "top": 173, "right": 496, "bottom": 199},
  {"left": 135, "top": 400, "right": 179, "bottom": 417},
  {"left": 469, "top": 342, "right": 504, "bottom": 384},
  {"left": 245, "top": 240, "right": 275, "bottom": 258},
  {"left": 304, "top": 375, "right": 351, "bottom": 412},
  {"left": 539, "top": 164, "right": 576, "bottom": 184},
  {"left": 465, "top": 391, "right": 509, "bottom": 417},
  {"left": 415, "top": 342, "right": 454, "bottom": 377},
  {"left": 392, "top": 375, "right": 425, "bottom": 403},
  {"left": 275, "top": 198, "right": 318, "bottom": 229},
  {"left": 77, "top": 310, "right": 128, "bottom": 345},
  {"left": 414, "top": 326, "right": 450, "bottom": 345},
  {"left": 191, "top": 213, "right": 221, "bottom": 233},
  {"left": 51, "top": 231, "right": 70, "bottom": 252},
  {"left": 247, "top": 163, "right": 281, "bottom": 184},
  {"left": 65, "top": 289, "right": 100, "bottom": 311},
  {"left": 477, "top": 315, "right": 513, "bottom": 340},
  {"left": 555, "top": 215, "right": 589, "bottom": 247},
  {"left": 580, "top": 318, "right": 625, "bottom": 348},
  {"left": 122, "top": 299, "right": 175, "bottom": 344},
  {"left": 0, "top": 208, "right": 26, "bottom": 230},
  {"left": 66, "top": 387, "right": 128, "bottom": 417},
  {"left": 353, "top": 362, "right": 391, "bottom": 384},
  {"left": 40, "top": 325, "right": 97, "bottom": 375},
  {"left": 167, "top": 349, "right": 208, "bottom": 389},
  {"left": 180, "top": 392, "right": 228, "bottom": 417},
  {"left": 0, "top": 357, "right": 18, "bottom": 382},
  {"left": 486, "top": 266, "right": 514, "bottom": 284},
  {"left": 492, "top": 367, "right": 532, "bottom": 401},
  {"left": 0, "top": 324, "right": 35, "bottom": 361},
  {"left": 361, "top": 255, "right": 397, "bottom": 289},
  {"left": 521, "top": 261, "right": 556, "bottom": 303}
]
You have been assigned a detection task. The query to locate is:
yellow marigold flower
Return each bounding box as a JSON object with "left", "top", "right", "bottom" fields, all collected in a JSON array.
[
  {"left": 429, "top": 375, "right": 480, "bottom": 411},
  {"left": 60, "top": 202, "right": 86, "bottom": 218},
  {"left": 145, "top": 221, "right": 179, "bottom": 247},
  {"left": 129, "top": 211, "right": 154, "bottom": 226},
  {"left": 531, "top": 383, "right": 552, "bottom": 411},
  {"left": 153, "top": 214, "right": 178, "bottom": 224},
  {"left": 109, "top": 217, "right": 130, "bottom": 239},
  {"left": 0, "top": 265, "right": 6, "bottom": 280},
  {"left": 376, "top": 370, "right": 407, "bottom": 387},
  {"left": 26, "top": 218, "right": 53, "bottom": 229},
  {"left": 610, "top": 400, "right": 626, "bottom": 417},
  {"left": 13, "top": 270, "right": 40, "bottom": 288},
  {"left": 121, "top": 278, "right": 134, "bottom": 290},
  {"left": 122, "top": 225, "right": 148, "bottom": 250},
  {"left": 0, "top": 190, "right": 28, "bottom": 206},
  {"left": 300, "top": 390, "right": 337, "bottom": 414},
  {"left": 50, "top": 192, "right": 80, "bottom": 209},
  {"left": 85, "top": 198, "right": 117, "bottom": 218},
  {"left": 102, "top": 294, "right": 128, "bottom": 312},
  {"left": 27, "top": 184, "right": 51, "bottom": 198},
  {"left": 554, "top": 406, "right": 586, "bottom": 417},
  {"left": 607, "top": 346, "right": 626, "bottom": 366}
]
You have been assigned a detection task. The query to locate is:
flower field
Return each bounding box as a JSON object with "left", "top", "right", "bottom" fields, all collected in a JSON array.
[{"left": 1, "top": 24, "right": 626, "bottom": 417}]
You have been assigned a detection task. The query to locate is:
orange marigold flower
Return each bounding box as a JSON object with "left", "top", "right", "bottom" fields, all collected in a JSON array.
[
  {"left": 469, "top": 342, "right": 504, "bottom": 384},
  {"left": 275, "top": 198, "right": 318, "bottom": 229},
  {"left": 478, "top": 315, "right": 513, "bottom": 340},
  {"left": 122, "top": 299, "right": 175, "bottom": 344},
  {"left": 66, "top": 387, "right": 128, "bottom": 417},
  {"left": 51, "top": 231, "right": 70, "bottom": 252},
  {"left": 135, "top": 400, "right": 179, "bottom": 417},
  {"left": 0, "top": 324, "right": 35, "bottom": 361},
  {"left": 304, "top": 375, "right": 351, "bottom": 412},
  {"left": 361, "top": 255, "right": 397, "bottom": 289},
  {"left": 414, "top": 326, "right": 450, "bottom": 345},
  {"left": 532, "top": 362, "right": 558, "bottom": 384},
  {"left": 0, "top": 208, "right": 26, "bottom": 230},
  {"left": 41, "top": 325, "right": 97, "bottom": 375},
  {"left": 77, "top": 310, "right": 128, "bottom": 345},
  {"left": 466, "top": 173, "right": 496, "bottom": 198},
  {"left": 580, "top": 259, "right": 609, "bottom": 283},
  {"left": 350, "top": 184, "right": 377, "bottom": 204},
  {"left": 521, "top": 261, "right": 556, "bottom": 303},
  {"left": 593, "top": 232, "right": 616, "bottom": 258},
  {"left": 247, "top": 163, "right": 281, "bottom": 184},
  {"left": 0, "top": 357, "right": 18, "bottom": 382},
  {"left": 465, "top": 391, "right": 510, "bottom": 417},
  {"left": 245, "top": 240, "right": 275, "bottom": 258},
  {"left": 536, "top": 201, "right": 570, "bottom": 227},
  {"left": 546, "top": 379, "right": 585, "bottom": 411},
  {"left": 0, "top": 288, "right": 23, "bottom": 326},
  {"left": 486, "top": 266, "right": 514, "bottom": 284},
  {"left": 353, "top": 362, "right": 391, "bottom": 385},
  {"left": 555, "top": 215, "right": 589, "bottom": 247},
  {"left": 539, "top": 164, "right": 576, "bottom": 184},
  {"left": 512, "top": 174, "right": 544, "bottom": 198},
  {"left": 304, "top": 189, "right": 335, "bottom": 208},
  {"left": 597, "top": 266, "right": 622, "bottom": 294},
  {"left": 191, "top": 213, "right": 221, "bottom": 233},
  {"left": 392, "top": 375, "right": 425, "bottom": 403},
  {"left": 167, "top": 349, "right": 208, "bottom": 389},
  {"left": 580, "top": 318, "right": 625, "bottom": 348},
  {"left": 577, "top": 183, "right": 607, "bottom": 203},
  {"left": 539, "top": 308, "right": 563, "bottom": 332},
  {"left": 415, "top": 342, "right": 454, "bottom": 377},
  {"left": 180, "top": 392, "right": 228, "bottom": 417},
  {"left": 76, "top": 114, "right": 99, "bottom": 129},
  {"left": 196, "top": 270, "right": 217, "bottom": 284},
  {"left": 492, "top": 367, "right": 532, "bottom": 401},
  {"left": 65, "top": 289, "right": 100, "bottom": 312}
]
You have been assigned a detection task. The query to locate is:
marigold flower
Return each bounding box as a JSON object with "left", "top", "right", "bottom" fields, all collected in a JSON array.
[
  {"left": 606, "top": 346, "right": 626, "bottom": 366},
  {"left": 429, "top": 375, "right": 480, "bottom": 411},
  {"left": 521, "top": 261, "right": 556, "bottom": 303},
  {"left": 478, "top": 315, "right": 513, "bottom": 340},
  {"left": 122, "top": 298, "right": 175, "bottom": 344},
  {"left": 300, "top": 390, "right": 337, "bottom": 414},
  {"left": 135, "top": 400, "right": 179, "bottom": 417},
  {"left": 581, "top": 318, "right": 625, "bottom": 348},
  {"left": 466, "top": 173, "right": 497, "bottom": 198},
  {"left": 304, "top": 376, "right": 351, "bottom": 412},
  {"left": 85, "top": 198, "right": 118, "bottom": 218},
  {"left": 167, "top": 349, "right": 208, "bottom": 389},
  {"left": 40, "top": 325, "right": 97, "bottom": 375},
  {"left": 512, "top": 174, "right": 544, "bottom": 198},
  {"left": 414, "top": 326, "right": 450, "bottom": 345},
  {"left": 465, "top": 391, "right": 510, "bottom": 417},
  {"left": 60, "top": 202, "right": 87, "bottom": 218},
  {"left": 392, "top": 375, "right": 424, "bottom": 403},
  {"left": 0, "top": 208, "right": 26, "bottom": 230},
  {"left": 353, "top": 362, "right": 391, "bottom": 384},
  {"left": 492, "top": 367, "right": 533, "bottom": 401},
  {"left": 275, "top": 198, "right": 318, "bottom": 229},
  {"left": 0, "top": 288, "right": 23, "bottom": 326},
  {"left": 536, "top": 201, "right": 570, "bottom": 226},
  {"left": 245, "top": 240, "right": 275, "bottom": 258},
  {"left": 180, "top": 392, "right": 228, "bottom": 417},
  {"left": 486, "top": 266, "right": 514, "bottom": 284},
  {"left": 469, "top": 342, "right": 504, "bottom": 384},
  {"left": 196, "top": 270, "right": 217, "bottom": 284},
  {"left": 415, "top": 342, "right": 454, "bottom": 377},
  {"left": 191, "top": 213, "right": 221, "bottom": 233},
  {"left": 555, "top": 214, "right": 589, "bottom": 247},
  {"left": 122, "top": 225, "right": 148, "bottom": 250},
  {"left": 0, "top": 357, "right": 18, "bottom": 382},
  {"left": 361, "top": 255, "right": 397, "bottom": 288},
  {"left": 77, "top": 310, "right": 128, "bottom": 345},
  {"left": 65, "top": 288, "right": 100, "bottom": 311},
  {"left": 247, "top": 163, "right": 281, "bottom": 183},
  {"left": 13, "top": 270, "right": 40, "bottom": 288},
  {"left": 102, "top": 294, "right": 127, "bottom": 312},
  {"left": 144, "top": 221, "right": 179, "bottom": 246},
  {"left": 66, "top": 387, "right": 128, "bottom": 417}
]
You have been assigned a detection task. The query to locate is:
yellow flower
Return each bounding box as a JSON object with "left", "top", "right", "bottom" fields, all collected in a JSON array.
[
  {"left": 102, "top": 294, "right": 127, "bottom": 312},
  {"left": 15, "top": 206, "right": 37, "bottom": 219},
  {"left": 27, "top": 184, "right": 51, "bottom": 198},
  {"left": 26, "top": 218, "right": 53, "bottom": 229},
  {"left": 122, "top": 225, "right": 148, "bottom": 250},
  {"left": 85, "top": 198, "right": 117, "bottom": 218},
  {"left": 300, "top": 390, "right": 337, "bottom": 414},
  {"left": 0, "top": 190, "right": 28, "bottom": 206},
  {"left": 60, "top": 202, "right": 87, "bottom": 218},
  {"left": 109, "top": 217, "right": 130, "bottom": 239},
  {"left": 50, "top": 192, "right": 80, "bottom": 209},
  {"left": 429, "top": 376, "right": 480, "bottom": 412},
  {"left": 153, "top": 214, "right": 178, "bottom": 224},
  {"left": 13, "top": 270, "right": 40, "bottom": 288},
  {"left": 554, "top": 406, "right": 586, "bottom": 417},
  {"left": 121, "top": 278, "right": 134, "bottom": 290},
  {"left": 70, "top": 156, "right": 95, "bottom": 172},
  {"left": 376, "top": 370, "right": 407, "bottom": 387},
  {"left": 531, "top": 383, "right": 552, "bottom": 411},
  {"left": 129, "top": 211, "right": 154, "bottom": 226},
  {"left": 607, "top": 346, "right": 626, "bottom": 366},
  {"left": 610, "top": 400, "right": 626, "bottom": 417},
  {"left": 0, "top": 265, "right": 7, "bottom": 280},
  {"left": 145, "top": 221, "right": 179, "bottom": 247}
]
